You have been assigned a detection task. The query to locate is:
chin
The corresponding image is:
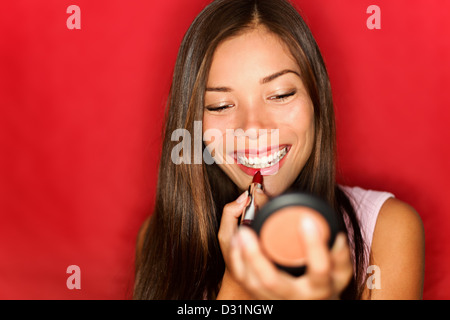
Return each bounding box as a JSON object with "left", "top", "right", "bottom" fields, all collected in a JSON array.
[{"left": 260, "top": 176, "right": 293, "bottom": 198}]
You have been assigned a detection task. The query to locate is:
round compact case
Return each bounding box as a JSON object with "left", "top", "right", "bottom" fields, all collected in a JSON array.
[{"left": 251, "top": 192, "right": 343, "bottom": 277}]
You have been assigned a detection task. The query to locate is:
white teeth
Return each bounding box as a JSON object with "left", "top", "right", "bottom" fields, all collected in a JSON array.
[{"left": 237, "top": 147, "right": 288, "bottom": 169}]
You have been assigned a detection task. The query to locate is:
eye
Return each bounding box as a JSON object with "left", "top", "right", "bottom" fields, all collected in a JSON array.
[
  {"left": 268, "top": 90, "right": 296, "bottom": 102},
  {"left": 205, "top": 104, "right": 234, "bottom": 112}
]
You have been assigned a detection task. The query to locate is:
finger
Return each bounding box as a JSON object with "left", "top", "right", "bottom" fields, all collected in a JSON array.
[
  {"left": 217, "top": 191, "right": 248, "bottom": 266},
  {"left": 237, "top": 227, "right": 300, "bottom": 299},
  {"left": 253, "top": 188, "right": 269, "bottom": 211},
  {"left": 237, "top": 227, "right": 279, "bottom": 299},
  {"left": 218, "top": 191, "right": 249, "bottom": 253},
  {"left": 330, "top": 233, "right": 353, "bottom": 293},
  {"left": 301, "top": 217, "right": 332, "bottom": 290},
  {"left": 228, "top": 233, "right": 246, "bottom": 281}
]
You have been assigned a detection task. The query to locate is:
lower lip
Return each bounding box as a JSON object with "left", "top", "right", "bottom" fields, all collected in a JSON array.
[{"left": 236, "top": 147, "right": 290, "bottom": 176}]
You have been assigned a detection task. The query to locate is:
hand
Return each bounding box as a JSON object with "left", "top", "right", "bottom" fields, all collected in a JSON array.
[
  {"left": 216, "top": 189, "right": 269, "bottom": 299},
  {"left": 217, "top": 188, "right": 269, "bottom": 268},
  {"left": 228, "top": 214, "right": 353, "bottom": 300}
]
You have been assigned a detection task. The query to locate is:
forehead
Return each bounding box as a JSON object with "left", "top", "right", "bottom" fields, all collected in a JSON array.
[{"left": 207, "top": 28, "right": 300, "bottom": 84}]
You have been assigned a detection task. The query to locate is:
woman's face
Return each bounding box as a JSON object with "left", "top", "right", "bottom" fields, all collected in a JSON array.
[{"left": 203, "top": 28, "right": 315, "bottom": 197}]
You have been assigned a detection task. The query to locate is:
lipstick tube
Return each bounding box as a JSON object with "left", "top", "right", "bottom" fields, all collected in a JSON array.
[{"left": 241, "top": 171, "right": 264, "bottom": 226}]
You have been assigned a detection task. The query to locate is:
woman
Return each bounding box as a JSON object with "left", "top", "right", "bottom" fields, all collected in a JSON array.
[{"left": 134, "top": 0, "right": 424, "bottom": 299}]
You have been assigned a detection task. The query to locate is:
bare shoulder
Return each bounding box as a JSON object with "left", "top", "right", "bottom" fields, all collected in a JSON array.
[
  {"left": 375, "top": 197, "right": 424, "bottom": 240},
  {"left": 368, "top": 197, "right": 425, "bottom": 299}
]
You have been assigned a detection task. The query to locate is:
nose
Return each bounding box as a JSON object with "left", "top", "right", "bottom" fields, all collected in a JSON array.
[
  {"left": 234, "top": 100, "right": 278, "bottom": 151},
  {"left": 236, "top": 101, "right": 275, "bottom": 139}
]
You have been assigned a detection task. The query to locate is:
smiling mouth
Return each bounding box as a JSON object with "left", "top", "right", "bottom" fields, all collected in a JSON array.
[{"left": 235, "top": 146, "right": 290, "bottom": 169}]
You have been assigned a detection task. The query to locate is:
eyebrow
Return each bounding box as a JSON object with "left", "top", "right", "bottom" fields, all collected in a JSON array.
[
  {"left": 261, "top": 69, "right": 300, "bottom": 84},
  {"left": 205, "top": 69, "right": 300, "bottom": 92}
]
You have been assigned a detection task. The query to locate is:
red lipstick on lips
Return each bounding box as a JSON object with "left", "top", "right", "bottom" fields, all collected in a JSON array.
[{"left": 241, "top": 171, "right": 264, "bottom": 226}]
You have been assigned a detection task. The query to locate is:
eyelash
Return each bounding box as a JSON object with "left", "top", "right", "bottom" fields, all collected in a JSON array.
[
  {"left": 205, "top": 90, "right": 296, "bottom": 112},
  {"left": 269, "top": 90, "right": 296, "bottom": 102},
  {"left": 205, "top": 104, "right": 234, "bottom": 112}
]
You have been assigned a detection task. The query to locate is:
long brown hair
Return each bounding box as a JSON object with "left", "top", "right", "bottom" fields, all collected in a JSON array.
[{"left": 134, "top": 0, "right": 367, "bottom": 300}]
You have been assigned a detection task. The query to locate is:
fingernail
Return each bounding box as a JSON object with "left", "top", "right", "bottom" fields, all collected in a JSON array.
[
  {"left": 256, "top": 188, "right": 264, "bottom": 194},
  {"left": 236, "top": 190, "right": 248, "bottom": 204}
]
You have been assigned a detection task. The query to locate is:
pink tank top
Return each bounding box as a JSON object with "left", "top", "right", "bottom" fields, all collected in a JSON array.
[{"left": 340, "top": 185, "right": 395, "bottom": 258}]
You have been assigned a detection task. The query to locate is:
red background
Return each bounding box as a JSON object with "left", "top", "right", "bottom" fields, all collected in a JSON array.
[{"left": 0, "top": 0, "right": 449, "bottom": 299}]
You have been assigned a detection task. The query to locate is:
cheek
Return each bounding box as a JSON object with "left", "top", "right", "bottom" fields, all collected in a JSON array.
[
  {"left": 202, "top": 114, "right": 231, "bottom": 144},
  {"left": 202, "top": 114, "right": 213, "bottom": 141},
  {"left": 202, "top": 116, "right": 233, "bottom": 164},
  {"left": 280, "top": 101, "right": 315, "bottom": 144},
  {"left": 280, "top": 103, "right": 315, "bottom": 175},
  {"left": 300, "top": 117, "right": 315, "bottom": 149},
  {"left": 202, "top": 115, "right": 220, "bottom": 150}
]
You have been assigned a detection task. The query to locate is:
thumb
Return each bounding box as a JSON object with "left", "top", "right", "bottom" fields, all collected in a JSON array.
[
  {"left": 300, "top": 216, "right": 331, "bottom": 287},
  {"left": 253, "top": 188, "right": 269, "bottom": 211}
]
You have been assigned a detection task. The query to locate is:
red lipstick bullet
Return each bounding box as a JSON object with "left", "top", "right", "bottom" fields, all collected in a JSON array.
[{"left": 241, "top": 171, "right": 264, "bottom": 226}]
